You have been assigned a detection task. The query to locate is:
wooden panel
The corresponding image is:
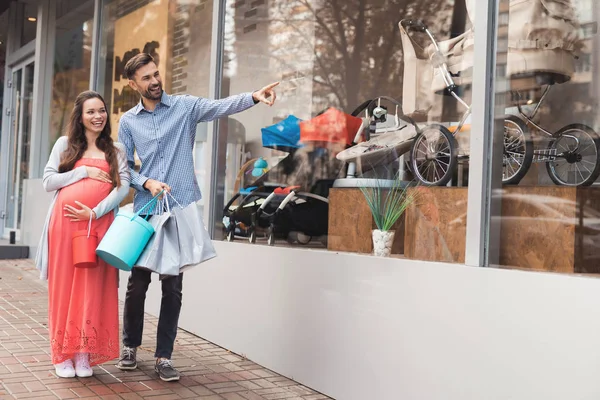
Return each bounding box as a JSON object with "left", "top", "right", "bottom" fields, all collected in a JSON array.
[
  {"left": 499, "top": 186, "right": 576, "bottom": 273},
  {"left": 571, "top": 187, "right": 600, "bottom": 274},
  {"left": 402, "top": 185, "right": 600, "bottom": 273},
  {"left": 328, "top": 188, "right": 404, "bottom": 255},
  {"left": 404, "top": 187, "right": 467, "bottom": 263}
]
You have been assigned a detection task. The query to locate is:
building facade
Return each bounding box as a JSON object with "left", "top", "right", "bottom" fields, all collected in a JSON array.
[{"left": 3, "top": 0, "right": 600, "bottom": 399}]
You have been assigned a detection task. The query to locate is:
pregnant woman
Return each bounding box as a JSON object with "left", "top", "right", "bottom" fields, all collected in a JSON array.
[{"left": 35, "top": 91, "right": 130, "bottom": 378}]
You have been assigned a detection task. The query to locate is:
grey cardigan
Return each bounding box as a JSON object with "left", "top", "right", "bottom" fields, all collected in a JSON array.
[{"left": 34, "top": 136, "right": 131, "bottom": 280}]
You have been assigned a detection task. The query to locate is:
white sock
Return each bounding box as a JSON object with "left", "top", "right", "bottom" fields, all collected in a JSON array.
[
  {"left": 73, "top": 353, "right": 93, "bottom": 377},
  {"left": 54, "top": 359, "right": 76, "bottom": 378}
]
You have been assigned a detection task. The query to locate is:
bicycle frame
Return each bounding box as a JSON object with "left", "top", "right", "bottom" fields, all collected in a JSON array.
[{"left": 515, "top": 85, "right": 581, "bottom": 154}]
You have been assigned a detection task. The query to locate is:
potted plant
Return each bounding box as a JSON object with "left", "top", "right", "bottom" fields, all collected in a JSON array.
[{"left": 360, "top": 177, "right": 419, "bottom": 257}]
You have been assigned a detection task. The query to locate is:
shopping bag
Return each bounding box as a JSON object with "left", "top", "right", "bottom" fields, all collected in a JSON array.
[
  {"left": 134, "top": 198, "right": 182, "bottom": 276},
  {"left": 72, "top": 214, "right": 98, "bottom": 268},
  {"left": 96, "top": 191, "right": 162, "bottom": 271},
  {"left": 167, "top": 194, "right": 217, "bottom": 273}
]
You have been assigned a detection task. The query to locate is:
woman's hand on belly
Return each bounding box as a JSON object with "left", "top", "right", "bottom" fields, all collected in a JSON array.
[{"left": 64, "top": 201, "right": 97, "bottom": 222}]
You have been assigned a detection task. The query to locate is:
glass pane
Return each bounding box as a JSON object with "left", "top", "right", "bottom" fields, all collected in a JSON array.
[
  {"left": 49, "top": 1, "right": 94, "bottom": 151},
  {"left": 215, "top": 0, "right": 475, "bottom": 261},
  {"left": 21, "top": 3, "right": 37, "bottom": 45},
  {"left": 17, "top": 63, "right": 35, "bottom": 229},
  {"left": 0, "top": 9, "right": 8, "bottom": 135},
  {"left": 5, "top": 69, "right": 22, "bottom": 230},
  {"left": 491, "top": 0, "right": 600, "bottom": 273},
  {"left": 98, "top": 0, "right": 214, "bottom": 204}
]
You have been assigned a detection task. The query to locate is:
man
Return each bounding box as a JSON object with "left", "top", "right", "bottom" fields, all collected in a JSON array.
[{"left": 116, "top": 53, "right": 278, "bottom": 381}]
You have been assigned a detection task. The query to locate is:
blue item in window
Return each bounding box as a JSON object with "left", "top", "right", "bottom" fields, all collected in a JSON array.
[
  {"left": 240, "top": 186, "right": 258, "bottom": 195},
  {"left": 252, "top": 158, "right": 269, "bottom": 177},
  {"left": 261, "top": 115, "right": 303, "bottom": 153}
]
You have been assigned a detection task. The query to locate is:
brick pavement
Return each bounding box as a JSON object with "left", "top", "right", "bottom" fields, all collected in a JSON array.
[{"left": 0, "top": 260, "right": 331, "bottom": 400}]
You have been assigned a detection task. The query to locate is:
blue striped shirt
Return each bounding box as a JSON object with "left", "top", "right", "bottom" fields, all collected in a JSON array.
[{"left": 118, "top": 91, "right": 256, "bottom": 213}]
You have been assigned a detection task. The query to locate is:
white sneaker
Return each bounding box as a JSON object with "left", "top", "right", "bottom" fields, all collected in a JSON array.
[
  {"left": 73, "top": 353, "right": 93, "bottom": 378},
  {"left": 54, "top": 360, "right": 76, "bottom": 378}
]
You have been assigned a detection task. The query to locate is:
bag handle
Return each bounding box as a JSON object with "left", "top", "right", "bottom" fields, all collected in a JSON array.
[
  {"left": 86, "top": 213, "right": 93, "bottom": 239},
  {"left": 166, "top": 191, "right": 184, "bottom": 209},
  {"left": 133, "top": 190, "right": 164, "bottom": 220},
  {"left": 163, "top": 193, "right": 171, "bottom": 213}
]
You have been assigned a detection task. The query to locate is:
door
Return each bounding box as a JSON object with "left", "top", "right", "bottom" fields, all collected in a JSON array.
[{"left": 2, "top": 59, "right": 35, "bottom": 240}]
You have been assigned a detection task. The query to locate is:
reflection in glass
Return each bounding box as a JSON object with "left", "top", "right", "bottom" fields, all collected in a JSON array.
[
  {"left": 18, "top": 63, "right": 35, "bottom": 229},
  {"left": 5, "top": 62, "right": 34, "bottom": 232},
  {"left": 97, "top": 0, "right": 214, "bottom": 205},
  {"left": 50, "top": 3, "right": 94, "bottom": 152},
  {"left": 491, "top": 0, "right": 600, "bottom": 273},
  {"left": 218, "top": 0, "right": 473, "bottom": 261},
  {"left": 6, "top": 69, "right": 22, "bottom": 229}
]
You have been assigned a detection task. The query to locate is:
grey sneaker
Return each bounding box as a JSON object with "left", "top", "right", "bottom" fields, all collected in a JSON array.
[
  {"left": 116, "top": 346, "right": 137, "bottom": 370},
  {"left": 155, "top": 358, "right": 180, "bottom": 382}
]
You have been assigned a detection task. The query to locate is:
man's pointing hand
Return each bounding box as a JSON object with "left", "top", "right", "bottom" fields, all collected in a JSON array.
[{"left": 252, "top": 82, "right": 279, "bottom": 107}]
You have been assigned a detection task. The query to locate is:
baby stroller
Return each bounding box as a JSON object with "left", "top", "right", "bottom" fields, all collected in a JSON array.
[
  {"left": 399, "top": 0, "right": 600, "bottom": 186},
  {"left": 223, "top": 114, "right": 339, "bottom": 246},
  {"left": 336, "top": 96, "right": 419, "bottom": 181},
  {"left": 222, "top": 158, "right": 290, "bottom": 243},
  {"left": 504, "top": 0, "right": 600, "bottom": 186},
  {"left": 398, "top": 15, "right": 473, "bottom": 186}
]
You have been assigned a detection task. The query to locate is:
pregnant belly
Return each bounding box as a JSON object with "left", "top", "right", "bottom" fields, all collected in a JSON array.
[{"left": 57, "top": 178, "right": 113, "bottom": 209}]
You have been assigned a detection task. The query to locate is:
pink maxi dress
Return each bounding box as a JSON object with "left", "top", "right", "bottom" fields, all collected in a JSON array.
[{"left": 47, "top": 158, "right": 119, "bottom": 366}]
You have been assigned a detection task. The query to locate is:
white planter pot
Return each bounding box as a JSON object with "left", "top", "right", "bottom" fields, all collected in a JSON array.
[{"left": 372, "top": 229, "right": 395, "bottom": 257}]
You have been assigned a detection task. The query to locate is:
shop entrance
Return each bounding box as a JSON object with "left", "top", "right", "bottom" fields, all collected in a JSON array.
[{"left": 1, "top": 57, "right": 35, "bottom": 241}]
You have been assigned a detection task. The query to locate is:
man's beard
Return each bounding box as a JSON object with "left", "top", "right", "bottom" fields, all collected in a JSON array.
[{"left": 143, "top": 83, "right": 163, "bottom": 100}]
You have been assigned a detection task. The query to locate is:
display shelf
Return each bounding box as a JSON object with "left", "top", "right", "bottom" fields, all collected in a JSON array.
[
  {"left": 403, "top": 186, "right": 600, "bottom": 273},
  {"left": 327, "top": 188, "right": 404, "bottom": 255}
]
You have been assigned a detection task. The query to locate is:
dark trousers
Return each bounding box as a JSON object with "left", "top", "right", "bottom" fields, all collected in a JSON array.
[{"left": 122, "top": 268, "right": 183, "bottom": 359}]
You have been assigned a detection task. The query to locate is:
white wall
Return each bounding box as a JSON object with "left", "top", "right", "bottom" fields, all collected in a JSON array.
[
  {"left": 21, "top": 178, "right": 54, "bottom": 252},
  {"left": 118, "top": 241, "right": 600, "bottom": 400}
]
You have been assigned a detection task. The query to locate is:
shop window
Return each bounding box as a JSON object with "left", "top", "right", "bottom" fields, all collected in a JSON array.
[
  {"left": 98, "top": 0, "right": 214, "bottom": 205},
  {"left": 49, "top": 0, "right": 95, "bottom": 152},
  {"left": 489, "top": 0, "right": 600, "bottom": 274},
  {"left": 216, "top": 0, "right": 476, "bottom": 262}
]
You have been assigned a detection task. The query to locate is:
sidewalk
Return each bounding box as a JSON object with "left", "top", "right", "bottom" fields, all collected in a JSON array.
[{"left": 0, "top": 259, "right": 330, "bottom": 400}]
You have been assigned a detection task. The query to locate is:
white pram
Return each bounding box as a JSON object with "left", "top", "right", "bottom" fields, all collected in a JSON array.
[{"left": 396, "top": 0, "right": 600, "bottom": 186}]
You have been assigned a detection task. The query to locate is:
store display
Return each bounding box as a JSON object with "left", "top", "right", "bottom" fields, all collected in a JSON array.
[
  {"left": 327, "top": 188, "right": 405, "bottom": 255},
  {"left": 397, "top": 0, "right": 599, "bottom": 187},
  {"left": 223, "top": 110, "right": 361, "bottom": 246},
  {"left": 404, "top": 185, "right": 600, "bottom": 271},
  {"left": 336, "top": 97, "right": 417, "bottom": 176},
  {"left": 504, "top": 0, "right": 600, "bottom": 186},
  {"left": 261, "top": 115, "right": 303, "bottom": 153},
  {"left": 360, "top": 173, "right": 419, "bottom": 257},
  {"left": 299, "top": 107, "right": 363, "bottom": 145}
]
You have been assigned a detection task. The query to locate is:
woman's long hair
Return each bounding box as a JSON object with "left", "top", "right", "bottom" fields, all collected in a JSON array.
[{"left": 58, "top": 91, "right": 121, "bottom": 188}]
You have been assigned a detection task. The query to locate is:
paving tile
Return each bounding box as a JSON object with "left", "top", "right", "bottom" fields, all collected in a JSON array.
[
  {"left": 88, "top": 384, "right": 117, "bottom": 396},
  {"left": 70, "top": 386, "right": 97, "bottom": 398},
  {"left": 170, "top": 386, "right": 198, "bottom": 398},
  {"left": 14, "top": 394, "right": 59, "bottom": 400},
  {"left": 189, "top": 385, "right": 215, "bottom": 396},
  {"left": 0, "top": 259, "right": 331, "bottom": 400},
  {"left": 4, "top": 382, "right": 29, "bottom": 394},
  {"left": 23, "top": 380, "right": 47, "bottom": 392},
  {"left": 52, "top": 388, "right": 78, "bottom": 399}
]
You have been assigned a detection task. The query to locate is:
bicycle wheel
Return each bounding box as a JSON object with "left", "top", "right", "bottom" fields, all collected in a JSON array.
[
  {"left": 546, "top": 124, "right": 600, "bottom": 186},
  {"left": 502, "top": 115, "right": 533, "bottom": 185},
  {"left": 409, "top": 124, "right": 457, "bottom": 186}
]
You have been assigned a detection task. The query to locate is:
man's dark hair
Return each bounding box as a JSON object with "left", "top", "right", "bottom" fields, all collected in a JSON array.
[{"left": 124, "top": 53, "right": 155, "bottom": 80}]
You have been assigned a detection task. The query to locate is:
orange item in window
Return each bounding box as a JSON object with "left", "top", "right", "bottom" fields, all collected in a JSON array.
[{"left": 299, "top": 107, "right": 363, "bottom": 145}]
